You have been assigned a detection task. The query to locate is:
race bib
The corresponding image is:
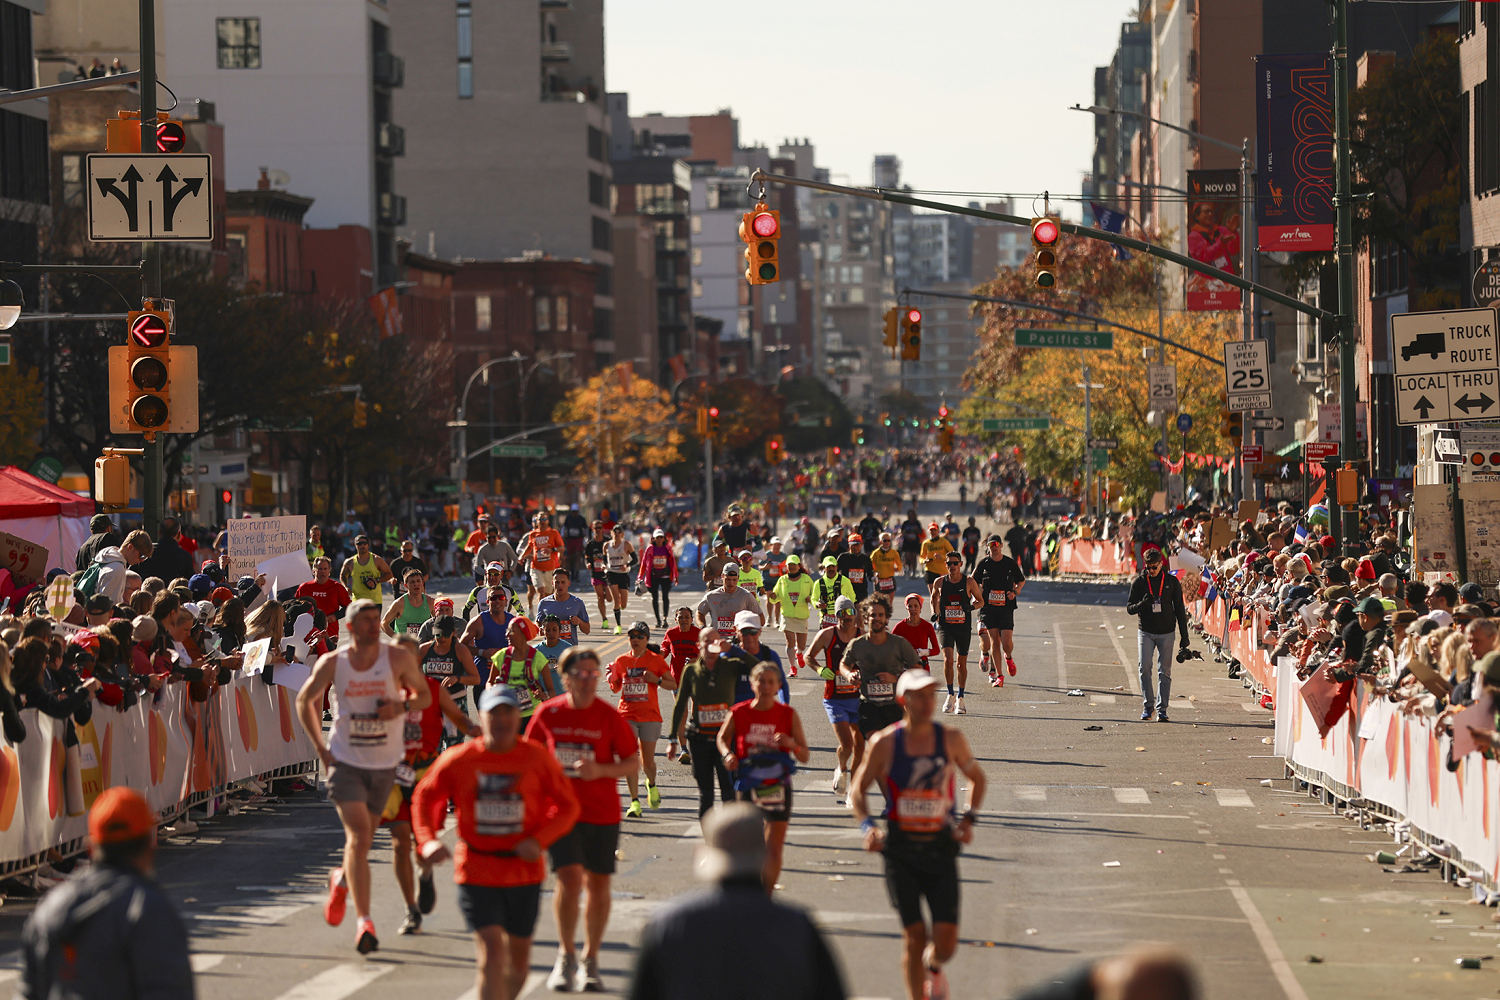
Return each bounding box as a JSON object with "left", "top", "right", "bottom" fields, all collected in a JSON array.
[
  {"left": 834, "top": 679, "right": 860, "bottom": 697},
  {"left": 716, "top": 615, "right": 735, "bottom": 634},
  {"left": 867, "top": 681, "right": 895, "bottom": 702},
  {"left": 509, "top": 684, "right": 533, "bottom": 710},
  {"left": 403, "top": 713, "right": 423, "bottom": 749},
  {"left": 394, "top": 761, "right": 417, "bottom": 788},
  {"left": 424, "top": 658, "right": 456, "bottom": 677},
  {"left": 696, "top": 703, "right": 729, "bottom": 727},
  {"left": 623, "top": 680, "right": 649, "bottom": 700},
  {"left": 895, "top": 790, "right": 948, "bottom": 831},
  {"left": 555, "top": 742, "right": 595, "bottom": 769},
  {"left": 653, "top": 555, "right": 667, "bottom": 569},
  {"left": 944, "top": 607, "right": 964, "bottom": 623},
  {"left": 848, "top": 568, "right": 864, "bottom": 583},
  {"left": 752, "top": 782, "right": 787, "bottom": 808},
  {"left": 877, "top": 577, "right": 896, "bottom": 594},
  {"left": 349, "top": 712, "right": 387, "bottom": 745},
  {"left": 475, "top": 772, "right": 524, "bottom": 836},
  {"left": 405, "top": 622, "right": 424, "bottom": 635},
  {"left": 987, "top": 591, "right": 1007, "bottom": 606}
]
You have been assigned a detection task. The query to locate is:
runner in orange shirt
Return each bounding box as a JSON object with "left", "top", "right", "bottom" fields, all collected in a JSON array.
[
  {"left": 517, "top": 512, "right": 566, "bottom": 618},
  {"left": 412, "top": 684, "right": 580, "bottom": 1000},
  {"left": 605, "top": 621, "right": 678, "bottom": 817}
]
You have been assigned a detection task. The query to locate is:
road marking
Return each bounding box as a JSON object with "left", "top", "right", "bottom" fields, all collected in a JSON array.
[
  {"left": 193, "top": 954, "right": 226, "bottom": 973},
  {"left": 998, "top": 811, "right": 1195, "bottom": 820},
  {"left": 267, "top": 963, "right": 393, "bottom": 1000},
  {"left": 477, "top": 970, "right": 548, "bottom": 1000},
  {"left": 1228, "top": 885, "right": 1311, "bottom": 1000},
  {"left": 192, "top": 901, "right": 313, "bottom": 925},
  {"left": 1113, "top": 787, "right": 1150, "bottom": 804},
  {"left": 1091, "top": 694, "right": 1117, "bottom": 705},
  {"left": 1215, "top": 789, "right": 1254, "bottom": 808},
  {"left": 679, "top": 822, "right": 701, "bottom": 838},
  {"left": 1013, "top": 785, "right": 1047, "bottom": 802},
  {"left": 1101, "top": 611, "right": 1138, "bottom": 693},
  {"left": 1052, "top": 622, "right": 1068, "bottom": 690}
]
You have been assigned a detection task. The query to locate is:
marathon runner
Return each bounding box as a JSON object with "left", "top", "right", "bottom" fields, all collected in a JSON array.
[
  {"left": 638, "top": 527, "right": 678, "bottom": 629},
  {"left": 340, "top": 535, "right": 391, "bottom": 612},
  {"left": 525, "top": 647, "right": 641, "bottom": 993},
  {"left": 812, "top": 556, "right": 857, "bottom": 631},
  {"left": 734, "top": 549, "right": 764, "bottom": 607},
  {"left": 960, "top": 518, "right": 982, "bottom": 574},
  {"left": 388, "top": 539, "right": 429, "bottom": 593},
  {"left": 712, "top": 503, "right": 751, "bottom": 552},
  {"left": 899, "top": 510, "right": 924, "bottom": 578},
  {"left": 603, "top": 525, "right": 635, "bottom": 634},
  {"left": 538, "top": 567, "right": 591, "bottom": 646},
  {"left": 412, "top": 684, "right": 581, "bottom": 1000},
  {"left": 296, "top": 557, "right": 352, "bottom": 643},
  {"left": 585, "top": 519, "right": 612, "bottom": 629},
  {"left": 419, "top": 616, "right": 482, "bottom": 737},
  {"left": 892, "top": 594, "right": 941, "bottom": 672},
  {"left": 472, "top": 521, "right": 520, "bottom": 588},
  {"left": 296, "top": 599, "right": 432, "bottom": 954},
  {"left": 843, "top": 595, "right": 919, "bottom": 746},
  {"left": 857, "top": 509, "right": 885, "bottom": 550},
  {"left": 461, "top": 586, "right": 514, "bottom": 686},
  {"left": 533, "top": 614, "right": 575, "bottom": 677},
  {"left": 851, "top": 669, "right": 987, "bottom": 1000},
  {"left": 697, "top": 562, "right": 763, "bottom": 638},
  {"left": 606, "top": 621, "right": 676, "bottom": 817},
  {"left": 517, "top": 512, "right": 565, "bottom": 618},
  {"left": 491, "top": 617, "right": 560, "bottom": 725},
  {"left": 381, "top": 634, "right": 478, "bottom": 936},
  {"left": 667, "top": 630, "right": 738, "bottom": 815},
  {"left": 919, "top": 523, "right": 954, "bottom": 588},
  {"left": 805, "top": 596, "right": 864, "bottom": 794},
  {"left": 839, "top": 534, "right": 875, "bottom": 603},
  {"left": 661, "top": 606, "right": 700, "bottom": 685},
  {"left": 871, "top": 532, "right": 903, "bottom": 602},
  {"left": 974, "top": 535, "right": 1026, "bottom": 688},
  {"left": 382, "top": 568, "right": 436, "bottom": 639},
  {"left": 463, "top": 562, "right": 522, "bottom": 621},
  {"left": 716, "top": 662, "right": 811, "bottom": 889},
  {"left": 771, "top": 554, "right": 815, "bottom": 673},
  {"left": 761, "top": 537, "right": 788, "bottom": 628},
  {"left": 701, "top": 539, "right": 732, "bottom": 590},
  {"left": 931, "top": 552, "right": 983, "bottom": 714},
  {"left": 719, "top": 610, "right": 789, "bottom": 705}
]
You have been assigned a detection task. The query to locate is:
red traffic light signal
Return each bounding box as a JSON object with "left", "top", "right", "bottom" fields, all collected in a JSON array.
[
  {"left": 155, "top": 119, "right": 186, "bottom": 153},
  {"left": 739, "top": 203, "right": 781, "bottom": 285},
  {"left": 750, "top": 211, "right": 779, "bottom": 239},
  {"left": 708, "top": 406, "right": 720, "bottom": 418},
  {"left": 1031, "top": 216, "right": 1061, "bottom": 288},
  {"left": 906, "top": 308, "right": 922, "bottom": 325},
  {"left": 220, "top": 489, "right": 232, "bottom": 504},
  {"left": 1032, "top": 217, "right": 1059, "bottom": 246},
  {"left": 938, "top": 404, "right": 950, "bottom": 419},
  {"left": 130, "top": 311, "right": 169, "bottom": 348}
]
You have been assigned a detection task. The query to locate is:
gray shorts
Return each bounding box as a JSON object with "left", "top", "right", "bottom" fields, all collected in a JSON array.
[
  {"left": 627, "top": 719, "right": 663, "bottom": 743},
  {"left": 530, "top": 568, "right": 554, "bottom": 592},
  {"left": 782, "top": 616, "right": 809, "bottom": 635},
  {"left": 326, "top": 761, "right": 398, "bottom": 815}
]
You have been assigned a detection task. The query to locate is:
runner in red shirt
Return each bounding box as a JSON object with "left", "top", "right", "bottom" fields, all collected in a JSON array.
[
  {"left": 892, "top": 594, "right": 941, "bottom": 672},
  {"left": 413, "top": 684, "right": 580, "bottom": 1000},
  {"left": 524, "top": 646, "right": 641, "bottom": 992},
  {"left": 517, "top": 512, "right": 566, "bottom": 618},
  {"left": 295, "top": 557, "right": 352, "bottom": 638},
  {"left": 661, "top": 607, "right": 700, "bottom": 684},
  {"left": 605, "top": 621, "right": 678, "bottom": 816}
]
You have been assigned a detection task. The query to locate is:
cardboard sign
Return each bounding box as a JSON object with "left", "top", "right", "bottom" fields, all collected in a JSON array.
[
  {"left": 0, "top": 530, "right": 48, "bottom": 586},
  {"left": 1236, "top": 500, "right": 1259, "bottom": 525},
  {"left": 1205, "top": 516, "right": 1234, "bottom": 553},
  {"left": 227, "top": 515, "right": 312, "bottom": 586}
]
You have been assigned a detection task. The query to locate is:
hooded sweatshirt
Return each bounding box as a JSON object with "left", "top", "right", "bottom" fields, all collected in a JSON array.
[{"left": 92, "top": 546, "right": 130, "bottom": 604}]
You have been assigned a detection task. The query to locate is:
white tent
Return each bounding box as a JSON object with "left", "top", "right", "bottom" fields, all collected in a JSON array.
[{"left": 0, "top": 466, "right": 94, "bottom": 579}]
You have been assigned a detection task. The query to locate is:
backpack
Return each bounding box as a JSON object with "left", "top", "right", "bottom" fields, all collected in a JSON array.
[{"left": 75, "top": 555, "right": 107, "bottom": 600}]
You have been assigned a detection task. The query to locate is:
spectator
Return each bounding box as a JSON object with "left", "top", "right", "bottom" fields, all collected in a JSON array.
[
  {"left": 75, "top": 515, "right": 121, "bottom": 572},
  {"left": 0, "top": 642, "right": 26, "bottom": 744},
  {"left": 135, "top": 519, "right": 193, "bottom": 584}
]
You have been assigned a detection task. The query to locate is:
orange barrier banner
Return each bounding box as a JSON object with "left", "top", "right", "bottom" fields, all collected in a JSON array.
[{"left": 1058, "top": 539, "right": 1135, "bottom": 576}]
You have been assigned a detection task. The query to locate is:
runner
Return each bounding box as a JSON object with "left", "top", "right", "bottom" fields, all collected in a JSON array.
[
  {"left": 805, "top": 596, "right": 864, "bottom": 793},
  {"left": 491, "top": 617, "right": 561, "bottom": 726},
  {"left": 388, "top": 539, "right": 429, "bottom": 594},
  {"left": 464, "top": 562, "right": 522, "bottom": 621},
  {"left": 585, "top": 520, "right": 612, "bottom": 628},
  {"left": 638, "top": 527, "right": 678, "bottom": 629},
  {"left": 667, "top": 630, "right": 738, "bottom": 816},
  {"left": 525, "top": 647, "right": 642, "bottom": 993},
  {"left": 537, "top": 568, "right": 591, "bottom": 645},
  {"left": 838, "top": 534, "right": 875, "bottom": 603},
  {"left": 296, "top": 557, "right": 352, "bottom": 642},
  {"left": 604, "top": 525, "right": 635, "bottom": 634},
  {"left": 974, "top": 535, "right": 1026, "bottom": 689},
  {"left": 771, "top": 554, "right": 815, "bottom": 673},
  {"left": 919, "top": 523, "right": 954, "bottom": 588},
  {"left": 381, "top": 634, "right": 479, "bottom": 936},
  {"left": 517, "top": 512, "right": 565, "bottom": 618},
  {"left": 605, "top": 621, "right": 677, "bottom": 817},
  {"left": 532, "top": 615, "right": 575, "bottom": 678},
  {"left": 461, "top": 586, "right": 514, "bottom": 685},
  {"left": 761, "top": 537, "right": 789, "bottom": 629},
  {"left": 712, "top": 503, "right": 751, "bottom": 552},
  {"left": 718, "top": 610, "right": 789, "bottom": 706},
  {"left": 697, "top": 562, "right": 763, "bottom": 637},
  {"left": 899, "top": 510, "right": 924, "bottom": 579},
  {"left": 960, "top": 518, "right": 982, "bottom": 574},
  {"left": 892, "top": 594, "right": 941, "bottom": 673},
  {"left": 812, "top": 556, "right": 856, "bottom": 631},
  {"left": 473, "top": 521, "right": 520, "bottom": 588},
  {"left": 842, "top": 595, "right": 919, "bottom": 746},
  {"left": 851, "top": 669, "right": 987, "bottom": 1000},
  {"left": 382, "top": 568, "right": 436, "bottom": 639},
  {"left": 716, "top": 662, "right": 811, "bottom": 889},
  {"left": 419, "top": 616, "right": 482, "bottom": 736},
  {"left": 296, "top": 599, "right": 432, "bottom": 954},
  {"left": 661, "top": 607, "right": 700, "bottom": 685},
  {"left": 734, "top": 549, "right": 764, "bottom": 607},
  {"left": 412, "top": 684, "right": 581, "bottom": 1000},
  {"left": 930, "top": 552, "right": 983, "bottom": 715},
  {"left": 871, "top": 532, "right": 902, "bottom": 602},
  {"left": 340, "top": 535, "right": 392, "bottom": 612}
]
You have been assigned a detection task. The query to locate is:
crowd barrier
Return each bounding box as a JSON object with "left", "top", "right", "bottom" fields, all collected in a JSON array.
[
  {"left": 0, "top": 673, "right": 317, "bottom": 874},
  {"left": 1192, "top": 595, "right": 1500, "bottom": 889},
  {"left": 1056, "top": 538, "right": 1136, "bottom": 577}
]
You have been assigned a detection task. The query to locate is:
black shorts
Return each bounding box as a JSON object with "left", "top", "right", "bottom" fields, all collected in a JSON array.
[
  {"left": 859, "top": 701, "right": 903, "bottom": 737},
  {"left": 979, "top": 609, "right": 1015, "bottom": 632},
  {"left": 939, "top": 624, "right": 972, "bottom": 657},
  {"left": 737, "top": 781, "right": 793, "bottom": 822},
  {"left": 923, "top": 571, "right": 940, "bottom": 587},
  {"left": 456, "top": 881, "right": 543, "bottom": 937},
  {"left": 548, "top": 821, "right": 620, "bottom": 875},
  {"left": 884, "top": 840, "right": 960, "bottom": 927},
  {"left": 607, "top": 572, "right": 630, "bottom": 589}
]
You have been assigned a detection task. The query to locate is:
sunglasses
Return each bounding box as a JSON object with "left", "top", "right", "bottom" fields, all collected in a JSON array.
[{"left": 488, "top": 596, "right": 506, "bottom": 603}]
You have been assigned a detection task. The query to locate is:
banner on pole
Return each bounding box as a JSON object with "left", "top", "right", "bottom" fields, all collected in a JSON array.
[
  {"left": 1255, "top": 53, "right": 1334, "bottom": 252},
  {"left": 1185, "top": 169, "right": 1243, "bottom": 311}
]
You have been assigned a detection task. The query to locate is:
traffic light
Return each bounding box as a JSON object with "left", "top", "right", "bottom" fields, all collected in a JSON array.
[
  {"left": 105, "top": 110, "right": 188, "bottom": 154},
  {"left": 1031, "top": 216, "right": 1060, "bottom": 288},
  {"left": 881, "top": 412, "right": 892, "bottom": 427},
  {"left": 900, "top": 308, "right": 923, "bottom": 361},
  {"left": 353, "top": 399, "right": 369, "bottom": 428},
  {"left": 938, "top": 404, "right": 950, "bottom": 420},
  {"left": 696, "top": 406, "right": 709, "bottom": 437},
  {"left": 1220, "top": 411, "right": 1243, "bottom": 439},
  {"left": 882, "top": 307, "right": 900, "bottom": 355},
  {"left": 94, "top": 453, "right": 130, "bottom": 507},
  {"left": 707, "top": 406, "right": 722, "bottom": 438},
  {"left": 939, "top": 425, "right": 955, "bottom": 453},
  {"left": 827, "top": 446, "right": 842, "bottom": 466},
  {"left": 739, "top": 202, "right": 781, "bottom": 285},
  {"left": 108, "top": 298, "right": 198, "bottom": 436},
  {"left": 765, "top": 434, "right": 784, "bottom": 464}
]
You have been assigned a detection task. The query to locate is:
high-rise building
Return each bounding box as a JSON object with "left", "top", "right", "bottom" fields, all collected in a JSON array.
[{"left": 0, "top": 0, "right": 50, "bottom": 277}]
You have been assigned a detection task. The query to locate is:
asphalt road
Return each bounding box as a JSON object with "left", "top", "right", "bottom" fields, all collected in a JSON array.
[{"left": 0, "top": 487, "right": 1492, "bottom": 999}]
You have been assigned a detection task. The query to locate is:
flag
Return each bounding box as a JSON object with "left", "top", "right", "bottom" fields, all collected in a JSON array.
[
  {"left": 1088, "top": 202, "right": 1133, "bottom": 260},
  {"left": 1228, "top": 606, "right": 1242, "bottom": 632},
  {"left": 1293, "top": 523, "right": 1309, "bottom": 545}
]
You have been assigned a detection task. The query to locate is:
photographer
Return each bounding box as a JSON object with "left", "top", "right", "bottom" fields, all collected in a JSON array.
[{"left": 1124, "top": 549, "right": 1189, "bottom": 723}]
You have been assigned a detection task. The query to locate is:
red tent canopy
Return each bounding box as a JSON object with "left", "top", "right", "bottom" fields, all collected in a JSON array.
[{"left": 0, "top": 466, "right": 94, "bottom": 518}]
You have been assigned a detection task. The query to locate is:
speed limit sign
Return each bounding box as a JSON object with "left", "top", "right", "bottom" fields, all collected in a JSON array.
[
  {"left": 1224, "top": 340, "right": 1271, "bottom": 412},
  {"left": 1147, "top": 363, "right": 1177, "bottom": 415}
]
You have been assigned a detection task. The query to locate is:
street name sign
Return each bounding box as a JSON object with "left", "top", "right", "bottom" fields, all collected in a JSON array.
[
  {"left": 981, "top": 417, "right": 1050, "bottom": 431},
  {"left": 1089, "top": 448, "right": 1109, "bottom": 471},
  {"left": 490, "top": 443, "right": 546, "bottom": 459},
  {"left": 1223, "top": 340, "right": 1271, "bottom": 412},
  {"left": 1392, "top": 307, "right": 1500, "bottom": 425},
  {"left": 1015, "top": 329, "right": 1114, "bottom": 350},
  {"left": 87, "top": 153, "right": 213, "bottom": 242},
  {"left": 1147, "top": 363, "right": 1177, "bottom": 415}
]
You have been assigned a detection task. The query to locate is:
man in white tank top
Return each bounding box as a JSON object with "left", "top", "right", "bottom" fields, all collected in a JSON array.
[{"left": 297, "top": 598, "right": 432, "bottom": 955}]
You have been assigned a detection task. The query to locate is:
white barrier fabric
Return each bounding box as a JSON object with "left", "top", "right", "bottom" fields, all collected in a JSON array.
[{"left": 0, "top": 673, "right": 315, "bottom": 866}]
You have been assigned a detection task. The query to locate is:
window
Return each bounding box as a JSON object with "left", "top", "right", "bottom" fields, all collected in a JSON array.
[
  {"left": 587, "top": 126, "right": 604, "bottom": 162},
  {"left": 475, "top": 294, "right": 491, "bottom": 332},
  {"left": 216, "top": 18, "right": 261, "bottom": 69},
  {"left": 535, "top": 296, "right": 552, "bottom": 332},
  {"left": 60, "top": 153, "right": 85, "bottom": 208},
  {"left": 588, "top": 171, "right": 606, "bottom": 207},
  {"left": 591, "top": 216, "right": 612, "bottom": 252},
  {"left": 692, "top": 279, "right": 704, "bottom": 298},
  {"left": 691, "top": 248, "right": 703, "bottom": 267},
  {"left": 554, "top": 295, "right": 569, "bottom": 331},
  {"left": 457, "top": 1, "right": 473, "bottom": 98},
  {"left": 691, "top": 215, "right": 702, "bottom": 234}
]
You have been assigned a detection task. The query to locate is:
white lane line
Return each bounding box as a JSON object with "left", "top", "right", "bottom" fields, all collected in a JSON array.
[
  {"left": 1113, "top": 787, "right": 1150, "bottom": 805},
  {"left": 1052, "top": 622, "right": 1068, "bottom": 690},
  {"left": 1013, "top": 785, "right": 1047, "bottom": 802},
  {"left": 1215, "top": 788, "right": 1254, "bottom": 808},
  {"left": 192, "top": 902, "right": 312, "bottom": 926},
  {"left": 0, "top": 970, "right": 14, "bottom": 986},
  {"left": 1101, "top": 612, "right": 1138, "bottom": 694},
  {"left": 508, "top": 971, "right": 551, "bottom": 1000},
  {"left": 679, "top": 822, "right": 701, "bottom": 838},
  {"left": 1091, "top": 694, "right": 1117, "bottom": 705},
  {"left": 192, "top": 954, "right": 226, "bottom": 974},
  {"left": 1228, "top": 885, "right": 1312, "bottom": 1000},
  {"left": 267, "top": 963, "right": 393, "bottom": 1000}
]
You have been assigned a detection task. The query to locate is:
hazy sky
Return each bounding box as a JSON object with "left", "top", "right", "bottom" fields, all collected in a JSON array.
[{"left": 605, "top": 0, "right": 1140, "bottom": 214}]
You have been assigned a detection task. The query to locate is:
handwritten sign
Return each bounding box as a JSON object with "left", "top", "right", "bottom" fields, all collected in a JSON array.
[
  {"left": 0, "top": 530, "right": 48, "bottom": 586},
  {"left": 227, "top": 515, "right": 305, "bottom": 569}
]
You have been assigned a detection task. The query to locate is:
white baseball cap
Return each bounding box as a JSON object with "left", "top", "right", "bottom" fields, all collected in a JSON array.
[
  {"left": 733, "top": 610, "right": 763, "bottom": 632},
  {"left": 896, "top": 668, "right": 939, "bottom": 699}
]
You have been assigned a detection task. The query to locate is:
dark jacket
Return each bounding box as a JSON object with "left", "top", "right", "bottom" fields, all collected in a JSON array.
[
  {"left": 0, "top": 685, "right": 25, "bottom": 743},
  {"left": 135, "top": 536, "right": 193, "bottom": 585},
  {"left": 21, "top": 861, "right": 195, "bottom": 1000},
  {"left": 628, "top": 881, "right": 845, "bottom": 1000},
  {"left": 75, "top": 530, "right": 122, "bottom": 572},
  {"left": 1125, "top": 569, "right": 1189, "bottom": 638}
]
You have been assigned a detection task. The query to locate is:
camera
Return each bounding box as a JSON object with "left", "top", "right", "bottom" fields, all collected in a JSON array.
[{"left": 1175, "top": 646, "right": 1203, "bottom": 663}]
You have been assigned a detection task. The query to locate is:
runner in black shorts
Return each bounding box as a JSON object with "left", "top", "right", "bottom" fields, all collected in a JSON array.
[
  {"left": 585, "top": 520, "right": 611, "bottom": 630},
  {"left": 930, "top": 553, "right": 982, "bottom": 715},
  {"left": 973, "top": 536, "right": 1026, "bottom": 689},
  {"left": 852, "top": 669, "right": 987, "bottom": 1000},
  {"left": 842, "top": 594, "right": 919, "bottom": 739}
]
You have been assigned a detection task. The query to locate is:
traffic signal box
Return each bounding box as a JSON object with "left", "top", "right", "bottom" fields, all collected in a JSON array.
[
  {"left": 106, "top": 110, "right": 187, "bottom": 154},
  {"left": 765, "top": 434, "right": 784, "bottom": 464},
  {"left": 739, "top": 203, "right": 781, "bottom": 285},
  {"left": 900, "top": 308, "right": 923, "bottom": 361},
  {"left": 1031, "top": 216, "right": 1060, "bottom": 288},
  {"left": 1221, "top": 411, "right": 1243, "bottom": 439},
  {"left": 826, "top": 445, "right": 842, "bottom": 467},
  {"left": 107, "top": 298, "right": 198, "bottom": 437},
  {"left": 707, "top": 406, "right": 722, "bottom": 438},
  {"left": 882, "top": 306, "right": 900, "bottom": 356}
]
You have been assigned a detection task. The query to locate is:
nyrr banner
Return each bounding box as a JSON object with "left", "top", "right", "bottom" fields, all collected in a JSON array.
[
  {"left": 1255, "top": 53, "right": 1334, "bottom": 251},
  {"left": 1185, "top": 169, "right": 1242, "bottom": 312}
]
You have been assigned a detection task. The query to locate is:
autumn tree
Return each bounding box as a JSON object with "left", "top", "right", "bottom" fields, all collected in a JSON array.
[
  {"left": 0, "top": 365, "right": 44, "bottom": 467},
  {"left": 552, "top": 369, "right": 685, "bottom": 485}
]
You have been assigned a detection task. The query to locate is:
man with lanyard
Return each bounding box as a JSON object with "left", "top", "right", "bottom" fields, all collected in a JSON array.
[
  {"left": 413, "top": 684, "right": 581, "bottom": 1000},
  {"left": 526, "top": 647, "right": 641, "bottom": 993},
  {"left": 974, "top": 535, "right": 1026, "bottom": 689},
  {"left": 871, "top": 531, "right": 903, "bottom": 602},
  {"left": 919, "top": 523, "right": 954, "bottom": 588},
  {"left": 492, "top": 616, "right": 562, "bottom": 726},
  {"left": 892, "top": 594, "right": 941, "bottom": 672},
  {"left": 813, "top": 556, "right": 857, "bottom": 632},
  {"left": 899, "top": 510, "right": 924, "bottom": 578},
  {"left": 667, "top": 630, "right": 740, "bottom": 815},
  {"left": 382, "top": 567, "right": 436, "bottom": 639},
  {"left": 603, "top": 524, "right": 635, "bottom": 634},
  {"left": 296, "top": 599, "right": 432, "bottom": 954},
  {"left": 473, "top": 521, "right": 519, "bottom": 587},
  {"left": 638, "top": 527, "right": 678, "bottom": 628},
  {"left": 517, "top": 512, "right": 565, "bottom": 618},
  {"left": 930, "top": 551, "right": 982, "bottom": 715},
  {"left": 295, "top": 556, "right": 351, "bottom": 643},
  {"left": 606, "top": 620, "right": 677, "bottom": 817},
  {"left": 697, "top": 562, "right": 763, "bottom": 639},
  {"left": 381, "top": 634, "right": 478, "bottom": 936},
  {"left": 462, "top": 586, "right": 514, "bottom": 686},
  {"left": 805, "top": 596, "right": 864, "bottom": 795},
  {"left": 761, "top": 536, "right": 788, "bottom": 629},
  {"left": 1125, "top": 547, "right": 1190, "bottom": 722},
  {"left": 852, "top": 669, "right": 987, "bottom": 1000},
  {"left": 838, "top": 533, "right": 875, "bottom": 603},
  {"left": 772, "top": 553, "right": 816, "bottom": 673},
  {"left": 734, "top": 549, "right": 764, "bottom": 605},
  {"left": 585, "top": 520, "right": 612, "bottom": 629},
  {"left": 718, "top": 610, "right": 789, "bottom": 706},
  {"left": 842, "top": 595, "right": 919, "bottom": 746},
  {"left": 340, "top": 534, "right": 391, "bottom": 613},
  {"left": 538, "top": 568, "right": 591, "bottom": 645},
  {"left": 388, "top": 539, "right": 429, "bottom": 595}
]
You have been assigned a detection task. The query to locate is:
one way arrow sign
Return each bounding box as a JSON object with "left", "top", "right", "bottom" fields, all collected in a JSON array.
[{"left": 87, "top": 153, "right": 213, "bottom": 242}]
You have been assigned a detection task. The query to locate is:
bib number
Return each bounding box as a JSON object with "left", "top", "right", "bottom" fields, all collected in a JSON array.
[
  {"left": 349, "top": 713, "right": 387, "bottom": 745},
  {"left": 848, "top": 569, "right": 864, "bottom": 583},
  {"left": 394, "top": 761, "right": 416, "bottom": 788},
  {"left": 877, "top": 577, "right": 896, "bottom": 594},
  {"left": 653, "top": 556, "right": 667, "bottom": 569},
  {"left": 752, "top": 782, "right": 787, "bottom": 808},
  {"left": 867, "top": 681, "right": 894, "bottom": 702},
  {"left": 623, "top": 680, "right": 649, "bottom": 700},
  {"left": 696, "top": 703, "right": 729, "bottom": 727},
  {"left": 944, "top": 607, "right": 964, "bottom": 623},
  {"left": 556, "top": 742, "right": 595, "bottom": 769},
  {"left": 987, "top": 591, "right": 1007, "bottom": 607}
]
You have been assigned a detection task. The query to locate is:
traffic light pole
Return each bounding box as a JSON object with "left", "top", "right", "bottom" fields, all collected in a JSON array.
[
  {"left": 1332, "top": 0, "right": 1358, "bottom": 556},
  {"left": 138, "top": 0, "right": 163, "bottom": 532}
]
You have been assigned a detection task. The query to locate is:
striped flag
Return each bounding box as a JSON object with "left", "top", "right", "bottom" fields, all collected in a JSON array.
[
  {"left": 1293, "top": 523, "right": 1309, "bottom": 545},
  {"left": 1227, "top": 606, "right": 1243, "bottom": 631}
]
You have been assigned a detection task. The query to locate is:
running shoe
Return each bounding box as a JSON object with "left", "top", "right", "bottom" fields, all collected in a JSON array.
[
  {"left": 679, "top": 750, "right": 692, "bottom": 765},
  {"left": 355, "top": 917, "right": 378, "bottom": 954},
  {"left": 647, "top": 783, "right": 661, "bottom": 809},
  {"left": 417, "top": 870, "right": 436, "bottom": 914},
  {"left": 579, "top": 956, "right": 604, "bottom": 992},
  {"left": 1157, "top": 711, "right": 1170, "bottom": 723},
  {"left": 954, "top": 697, "right": 967, "bottom": 715},
  {"left": 398, "top": 905, "right": 421, "bottom": 935},
  {"left": 547, "top": 952, "right": 578, "bottom": 992},
  {"left": 613, "top": 623, "right": 624, "bottom": 635},
  {"left": 1140, "top": 707, "right": 1154, "bottom": 721},
  {"left": 831, "top": 769, "right": 847, "bottom": 793},
  {"left": 1007, "top": 656, "right": 1017, "bottom": 677},
  {"left": 625, "top": 799, "right": 643, "bottom": 818},
  {"left": 979, "top": 654, "right": 992, "bottom": 674},
  {"left": 941, "top": 693, "right": 955, "bottom": 714},
  {"left": 924, "top": 964, "right": 950, "bottom": 1000},
  {"left": 324, "top": 867, "right": 347, "bottom": 926},
  {"left": 989, "top": 672, "right": 1001, "bottom": 688}
]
